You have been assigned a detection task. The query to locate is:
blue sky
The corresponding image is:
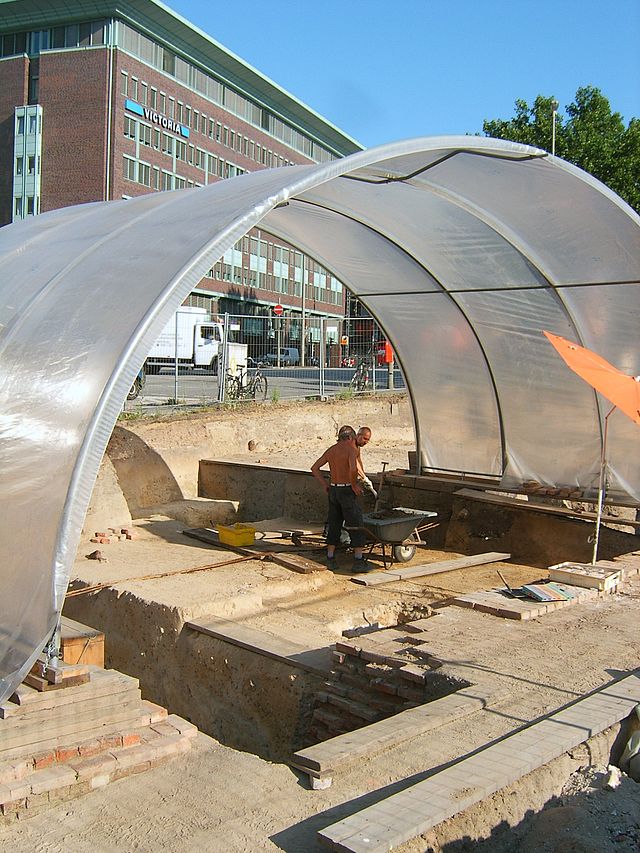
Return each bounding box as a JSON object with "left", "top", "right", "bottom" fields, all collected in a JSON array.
[{"left": 167, "top": 0, "right": 640, "bottom": 149}]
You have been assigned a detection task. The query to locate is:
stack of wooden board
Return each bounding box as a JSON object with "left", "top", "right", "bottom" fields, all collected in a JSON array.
[{"left": 1, "top": 666, "right": 144, "bottom": 763}]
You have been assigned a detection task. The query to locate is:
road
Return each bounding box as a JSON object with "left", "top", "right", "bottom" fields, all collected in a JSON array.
[{"left": 126, "top": 365, "right": 405, "bottom": 408}]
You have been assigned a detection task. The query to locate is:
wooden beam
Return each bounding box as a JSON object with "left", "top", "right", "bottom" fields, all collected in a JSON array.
[{"left": 351, "top": 552, "right": 511, "bottom": 586}]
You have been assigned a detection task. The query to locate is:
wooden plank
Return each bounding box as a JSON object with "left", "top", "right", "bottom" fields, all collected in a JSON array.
[
  {"left": 0, "top": 701, "right": 143, "bottom": 752},
  {"left": 23, "top": 672, "right": 90, "bottom": 692},
  {"left": 351, "top": 553, "right": 511, "bottom": 586},
  {"left": 6, "top": 669, "right": 138, "bottom": 713},
  {"left": 186, "top": 617, "right": 331, "bottom": 674},
  {"left": 293, "top": 683, "right": 503, "bottom": 774},
  {"left": 1, "top": 683, "right": 141, "bottom": 726}
]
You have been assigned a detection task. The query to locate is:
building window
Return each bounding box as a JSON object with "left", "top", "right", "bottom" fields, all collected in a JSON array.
[
  {"left": 27, "top": 155, "right": 35, "bottom": 174},
  {"left": 153, "top": 128, "right": 160, "bottom": 149},
  {"left": 123, "top": 155, "right": 136, "bottom": 181},
  {"left": 153, "top": 166, "right": 160, "bottom": 190},
  {"left": 124, "top": 116, "right": 136, "bottom": 139},
  {"left": 130, "top": 77, "right": 138, "bottom": 101},
  {"left": 16, "top": 115, "right": 24, "bottom": 135},
  {"left": 29, "top": 114, "right": 37, "bottom": 134},
  {"left": 120, "top": 71, "right": 128, "bottom": 96},
  {"left": 174, "top": 176, "right": 186, "bottom": 189},
  {"left": 16, "top": 156, "right": 23, "bottom": 175},
  {"left": 140, "top": 81, "right": 148, "bottom": 105},
  {"left": 138, "top": 162, "right": 151, "bottom": 187},
  {"left": 175, "top": 139, "right": 187, "bottom": 162},
  {"left": 159, "top": 91, "right": 166, "bottom": 113},
  {"left": 161, "top": 133, "right": 173, "bottom": 156},
  {"left": 176, "top": 101, "right": 184, "bottom": 123},
  {"left": 26, "top": 197, "right": 35, "bottom": 215},
  {"left": 161, "top": 171, "right": 173, "bottom": 191},
  {"left": 139, "top": 124, "right": 151, "bottom": 146},
  {"left": 14, "top": 197, "right": 22, "bottom": 218},
  {"left": 150, "top": 87, "right": 157, "bottom": 109}
]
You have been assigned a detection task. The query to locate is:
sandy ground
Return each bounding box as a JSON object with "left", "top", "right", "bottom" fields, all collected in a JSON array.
[
  {"left": 1, "top": 517, "right": 636, "bottom": 852},
  {"left": 3, "top": 406, "right": 640, "bottom": 852}
]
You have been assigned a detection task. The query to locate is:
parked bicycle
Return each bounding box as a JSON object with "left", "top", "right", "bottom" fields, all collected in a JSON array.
[
  {"left": 224, "top": 362, "right": 268, "bottom": 401},
  {"left": 350, "top": 356, "right": 373, "bottom": 392}
]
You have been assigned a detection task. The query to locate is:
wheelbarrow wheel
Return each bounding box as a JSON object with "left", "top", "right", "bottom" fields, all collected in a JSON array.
[{"left": 393, "top": 543, "right": 416, "bottom": 562}]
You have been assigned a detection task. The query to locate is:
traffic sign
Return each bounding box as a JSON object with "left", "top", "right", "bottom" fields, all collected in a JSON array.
[{"left": 273, "top": 304, "right": 283, "bottom": 316}]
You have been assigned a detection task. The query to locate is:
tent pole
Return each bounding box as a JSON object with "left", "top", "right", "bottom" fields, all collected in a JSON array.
[{"left": 592, "top": 406, "right": 616, "bottom": 565}]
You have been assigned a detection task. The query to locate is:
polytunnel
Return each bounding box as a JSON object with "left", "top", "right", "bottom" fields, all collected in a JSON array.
[{"left": 1, "top": 135, "right": 639, "bottom": 704}]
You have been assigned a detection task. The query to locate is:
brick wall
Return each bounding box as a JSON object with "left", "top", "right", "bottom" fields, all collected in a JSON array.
[
  {"left": 39, "top": 48, "right": 110, "bottom": 211},
  {"left": 0, "top": 57, "right": 29, "bottom": 226}
]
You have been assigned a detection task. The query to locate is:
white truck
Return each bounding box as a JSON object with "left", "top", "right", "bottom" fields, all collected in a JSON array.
[{"left": 145, "top": 307, "right": 225, "bottom": 373}]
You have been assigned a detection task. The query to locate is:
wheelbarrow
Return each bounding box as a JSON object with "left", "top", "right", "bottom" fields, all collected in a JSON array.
[{"left": 348, "top": 507, "right": 438, "bottom": 568}]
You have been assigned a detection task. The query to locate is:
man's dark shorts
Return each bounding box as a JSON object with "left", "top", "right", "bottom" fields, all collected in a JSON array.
[{"left": 326, "top": 485, "right": 365, "bottom": 547}]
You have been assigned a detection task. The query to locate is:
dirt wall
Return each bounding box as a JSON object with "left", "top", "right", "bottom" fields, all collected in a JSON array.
[{"left": 63, "top": 587, "right": 324, "bottom": 761}]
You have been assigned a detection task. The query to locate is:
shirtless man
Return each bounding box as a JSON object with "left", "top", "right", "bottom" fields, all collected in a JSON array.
[
  {"left": 311, "top": 425, "right": 372, "bottom": 572},
  {"left": 355, "top": 426, "right": 376, "bottom": 496}
]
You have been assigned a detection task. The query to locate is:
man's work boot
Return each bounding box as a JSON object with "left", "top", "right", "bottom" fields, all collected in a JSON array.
[
  {"left": 327, "top": 556, "right": 339, "bottom": 571},
  {"left": 351, "top": 558, "right": 374, "bottom": 573}
]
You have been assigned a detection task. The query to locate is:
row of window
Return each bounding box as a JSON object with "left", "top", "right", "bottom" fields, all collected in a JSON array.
[
  {"left": 117, "top": 20, "right": 337, "bottom": 164},
  {"left": 122, "top": 78, "right": 296, "bottom": 170},
  {"left": 123, "top": 155, "right": 193, "bottom": 191},
  {"left": 15, "top": 155, "right": 39, "bottom": 176},
  {"left": 3, "top": 19, "right": 340, "bottom": 164},
  {"left": 14, "top": 196, "right": 38, "bottom": 217},
  {"left": 205, "top": 239, "right": 343, "bottom": 307},
  {"left": 1, "top": 21, "right": 106, "bottom": 58},
  {"left": 123, "top": 128, "right": 246, "bottom": 181},
  {"left": 15, "top": 113, "right": 40, "bottom": 136}
]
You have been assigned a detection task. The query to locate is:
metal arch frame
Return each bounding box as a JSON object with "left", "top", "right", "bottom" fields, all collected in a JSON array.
[
  {"left": 263, "top": 197, "right": 508, "bottom": 478},
  {"left": 1, "top": 135, "right": 638, "bottom": 709}
]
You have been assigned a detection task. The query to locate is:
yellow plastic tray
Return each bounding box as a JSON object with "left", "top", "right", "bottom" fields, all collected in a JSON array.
[{"left": 218, "top": 523, "right": 256, "bottom": 546}]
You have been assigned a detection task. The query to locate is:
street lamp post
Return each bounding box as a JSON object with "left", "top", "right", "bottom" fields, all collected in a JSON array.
[{"left": 551, "top": 99, "right": 559, "bottom": 156}]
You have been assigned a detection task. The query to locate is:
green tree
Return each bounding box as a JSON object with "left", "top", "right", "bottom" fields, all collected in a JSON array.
[{"left": 483, "top": 87, "right": 640, "bottom": 213}]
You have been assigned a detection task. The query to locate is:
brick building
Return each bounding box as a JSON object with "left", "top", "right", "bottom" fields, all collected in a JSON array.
[{"left": 0, "top": 0, "right": 362, "bottom": 325}]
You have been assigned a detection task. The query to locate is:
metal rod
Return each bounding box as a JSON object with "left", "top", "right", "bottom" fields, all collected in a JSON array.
[{"left": 592, "top": 405, "right": 615, "bottom": 565}]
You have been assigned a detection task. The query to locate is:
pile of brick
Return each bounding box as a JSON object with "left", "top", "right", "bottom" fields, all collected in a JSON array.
[
  {"left": 0, "top": 666, "right": 197, "bottom": 824},
  {"left": 308, "top": 623, "right": 469, "bottom": 743}
]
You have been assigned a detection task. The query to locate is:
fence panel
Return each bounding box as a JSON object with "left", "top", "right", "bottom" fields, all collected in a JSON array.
[{"left": 121, "top": 310, "right": 405, "bottom": 413}]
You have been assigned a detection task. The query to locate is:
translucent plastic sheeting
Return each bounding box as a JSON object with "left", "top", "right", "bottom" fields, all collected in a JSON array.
[{"left": 0, "top": 135, "right": 639, "bottom": 705}]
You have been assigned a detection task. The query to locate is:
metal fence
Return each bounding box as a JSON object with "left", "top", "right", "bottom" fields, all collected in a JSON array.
[{"left": 123, "top": 311, "right": 405, "bottom": 411}]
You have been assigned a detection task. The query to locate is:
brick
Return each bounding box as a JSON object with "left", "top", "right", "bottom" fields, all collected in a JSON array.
[
  {"left": 0, "top": 760, "right": 31, "bottom": 786},
  {"left": 150, "top": 721, "right": 179, "bottom": 737},
  {"left": 31, "top": 766, "right": 77, "bottom": 795},
  {"left": 165, "top": 715, "right": 198, "bottom": 738},
  {"left": 148, "top": 734, "right": 191, "bottom": 761},
  {"left": 32, "top": 750, "right": 56, "bottom": 771},
  {"left": 1, "top": 797, "right": 27, "bottom": 817},
  {"left": 111, "top": 744, "right": 155, "bottom": 771},
  {"left": 68, "top": 753, "right": 117, "bottom": 780},
  {"left": 6, "top": 782, "right": 31, "bottom": 801},
  {"left": 55, "top": 745, "right": 80, "bottom": 763},
  {"left": 122, "top": 733, "right": 142, "bottom": 747},
  {"left": 100, "top": 734, "right": 124, "bottom": 750},
  {"left": 399, "top": 664, "right": 427, "bottom": 684},
  {"left": 335, "top": 641, "right": 361, "bottom": 657},
  {"left": 141, "top": 700, "right": 169, "bottom": 724},
  {"left": 78, "top": 738, "right": 104, "bottom": 758}
]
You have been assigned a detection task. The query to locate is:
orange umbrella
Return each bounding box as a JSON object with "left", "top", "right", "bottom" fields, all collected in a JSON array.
[
  {"left": 543, "top": 331, "right": 640, "bottom": 424},
  {"left": 543, "top": 330, "right": 640, "bottom": 564}
]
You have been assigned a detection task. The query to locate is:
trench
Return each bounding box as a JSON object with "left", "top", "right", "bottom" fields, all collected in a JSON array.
[{"left": 63, "top": 584, "right": 473, "bottom": 765}]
